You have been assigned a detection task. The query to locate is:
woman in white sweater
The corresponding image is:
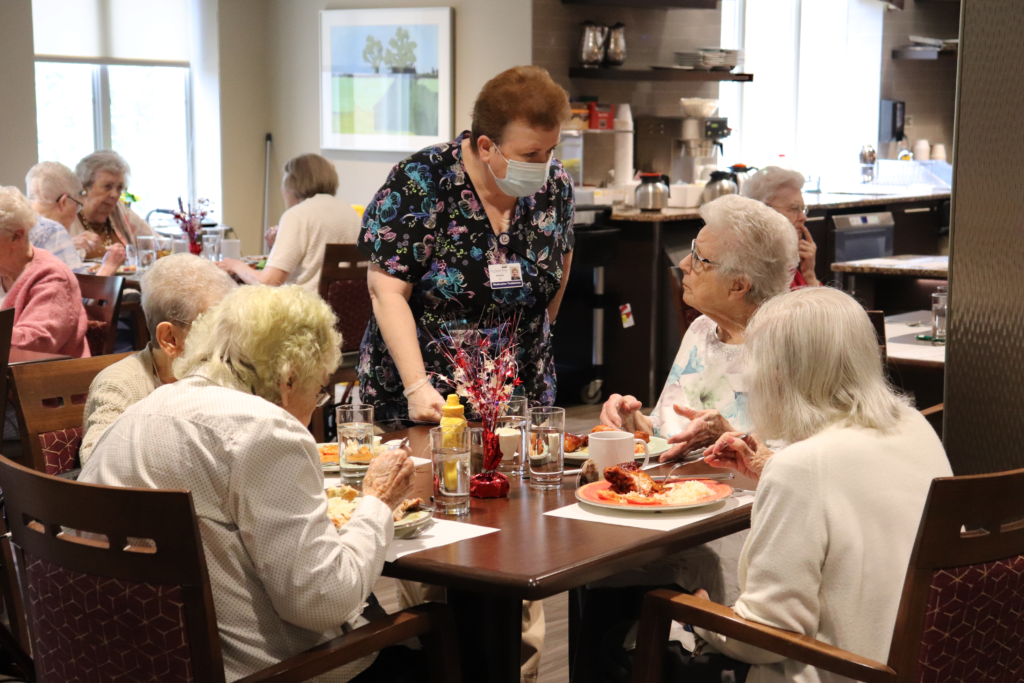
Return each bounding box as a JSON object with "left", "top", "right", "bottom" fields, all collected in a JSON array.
[{"left": 678, "top": 287, "right": 952, "bottom": 683}]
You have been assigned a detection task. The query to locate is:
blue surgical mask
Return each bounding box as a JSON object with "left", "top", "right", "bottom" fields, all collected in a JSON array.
[{"left": 489, "top": 144, "right": 552, "bottom": 198}]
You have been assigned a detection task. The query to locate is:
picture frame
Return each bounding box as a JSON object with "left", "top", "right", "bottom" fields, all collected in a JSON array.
[{"left": 319, "top": 7, "right": 454, "bottom": 152}]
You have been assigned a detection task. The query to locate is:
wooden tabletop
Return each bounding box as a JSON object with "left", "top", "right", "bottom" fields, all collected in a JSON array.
[
  {"left": 8, "top": 350, "right": 71, "bottom": 366},
  {"left": 831, "top": 255, "right": 948, "bottom": 279},
  {"left": 381, "top": 426, "right": 757, "bottom": 601}
]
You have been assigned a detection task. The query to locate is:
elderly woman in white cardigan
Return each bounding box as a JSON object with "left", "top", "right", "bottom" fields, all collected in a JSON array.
[
  {"left": 80, "top": 285, "right": 416, "bottom": 682},
  {"left": 673, "top": 287, "right": 952, "bottom": 683},
  {"left": 79, "top": 253, "right": 236, "bottom": 463}
]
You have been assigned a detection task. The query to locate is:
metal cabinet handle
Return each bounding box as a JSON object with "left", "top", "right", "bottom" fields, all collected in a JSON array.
[
  {"left": 904, "top": 207, "right": 932, "bottom": 214},
  {"left": 805, "top": 216, "right": 826, "bottom": 222}
]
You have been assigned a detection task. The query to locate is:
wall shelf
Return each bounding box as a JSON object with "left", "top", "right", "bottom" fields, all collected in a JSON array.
[
  {"left": 891, "top": 48, "right": 957, "bottom": 60},
  {"left": 561, "top": 0, "right": 716, "bottom": 8},
  {"left": 569, "top": 68, "right": 754, "bottom": 82}
]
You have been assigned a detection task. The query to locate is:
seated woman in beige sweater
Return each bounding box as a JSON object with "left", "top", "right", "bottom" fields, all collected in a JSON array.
[{"left": 79, "top": 254, "right": 236, "bottom": 463}]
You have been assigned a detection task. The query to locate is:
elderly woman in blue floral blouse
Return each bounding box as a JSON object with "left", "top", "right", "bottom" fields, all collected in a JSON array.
[{"left": 357, "top": 65, "right": 575, "bottom": 425}]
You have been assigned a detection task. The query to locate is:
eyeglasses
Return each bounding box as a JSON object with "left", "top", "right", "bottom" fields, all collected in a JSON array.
[
  {"left": 691, "top": 239, "right": 719, "bottom": 269},
  {"left": 316, "top": 387, "right": 333, "bottom": 407},
  {"left": 57, "top": 193, "right": 83, "bottom": 209},
  {"left": 778, "top": 203, "right": 806, "bottom": 215}
]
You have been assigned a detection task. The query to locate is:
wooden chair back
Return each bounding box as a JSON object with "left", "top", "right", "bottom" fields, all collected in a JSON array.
[
  {"left": 0, "top": 307, "right": 12, "bottom": 435},
  {"left": 317, "top": 244, "right": 372, "bottom": 353},
  {"left": 75, "top": 274, "right": 126, "bottom": 356},
  {"left": 866, "top": 310, "right": 887, "bottom": 364},
  {"left": 8, "top": 352, "right": 132, "bottom": 474},
  {"left": 0, "top": 512, "right": 33, "bottom": 678},
  {"left": 667, "top": 267, "right": 702, "bottom": 340},
  {"left": 0, "top": 454, "right": 225, "bottom": 682},
  {"left": 886, "top": 468, "right": 1024, "bottom": 680}
]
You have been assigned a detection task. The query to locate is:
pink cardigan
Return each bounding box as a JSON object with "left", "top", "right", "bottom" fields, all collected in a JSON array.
[{"left": 2, "top": 248, "right": 90, "bottom": 358}]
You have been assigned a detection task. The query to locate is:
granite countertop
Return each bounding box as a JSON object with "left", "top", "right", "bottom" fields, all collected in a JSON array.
[
  {"left": 608, "top": 189, "right": 950, "bottom": 223},
  {"left": 831, "top": 255, "right": 948, "bottom": 278}
]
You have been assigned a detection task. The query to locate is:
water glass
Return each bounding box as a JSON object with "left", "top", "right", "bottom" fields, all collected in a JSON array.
[
  {"left": 221, "top": 239, "right": 242, "bottom": 260},
  {"left": 124, "top": 245, "right": 138, "bottom": 269},
  {"left": 336, "top": 404, "right": 375, "bottom": 465},
  {"left": 528, "top": 407, "right": 565, "bottom": 490},
  {"left": 202, "top": 233, "right": 222, "bottom": 262},
  {"left": 496, "top": 415, "right": 527, "bottom": 477},
  {"left": 431, "top": 426, "right": 471, "bottom": 515},
  {"left": 154, "top": 236, "right": 174, "bottom": 260},
  {"left": 931, "top": 285, "right": 947, "bottom": 346},
  {"left": 137, "top": 236, "right": 156, "bottom": 271},
  {"left": 470, "top": 427, "right": 485, "bottom": 476},
  {"left": 501, "top": 395, "right": 528, "bottom": 418}
]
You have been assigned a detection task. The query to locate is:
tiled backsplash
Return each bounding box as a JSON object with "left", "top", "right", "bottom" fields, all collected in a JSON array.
[
  {"left": 880, "top": 0, "right": 960, "bottom": 155},
  {"left": 532, "top": 0, "right": 722, "bottom": 118}
]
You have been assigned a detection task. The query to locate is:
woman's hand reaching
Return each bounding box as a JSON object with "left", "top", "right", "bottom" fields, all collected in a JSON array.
[
  {"left": 660, "top": 406, "right": 735, "bottom": 462},
  {"left": 702, "top": 431, "right": 772, "bottom": 482},
  {"left": 407, "top": 383, "right": 445, "bottom": 423}
]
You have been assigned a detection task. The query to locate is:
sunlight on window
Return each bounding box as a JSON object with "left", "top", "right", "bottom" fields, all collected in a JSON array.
[
  {"left": 35, "top": 62, "right": 95, "bottom": 172},
  {"left": 109, "top": 65, "right": 190, "bottom": 220}
]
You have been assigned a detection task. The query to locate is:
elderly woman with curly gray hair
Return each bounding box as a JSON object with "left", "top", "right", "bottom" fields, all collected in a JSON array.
[
  {"left": 67, "top": 150, "right": 153, "bottom": 259},
  {"left": 80, "top": 284, "right": 417, "bottom": 682}
]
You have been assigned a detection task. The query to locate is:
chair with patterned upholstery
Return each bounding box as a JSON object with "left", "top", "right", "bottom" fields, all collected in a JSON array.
[
  {"left": 8, "top": 352, "right": 132, "bottom": 476},
  {"left": 312, "top": 244, "right": 373, "bottom": 441},
  {"left": 631, "top": 467, "right": 1024, "bottom": 683},
  {"left": 75, "top": 273, "right": 126, "bottom": 357},
  {"left": 0, "top": 454, "right": 462, "bottom": 683}
]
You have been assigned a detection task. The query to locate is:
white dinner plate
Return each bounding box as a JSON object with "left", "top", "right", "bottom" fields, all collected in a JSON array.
[{"left": 564, "top": 436, "right": 670, "bottom": 464}]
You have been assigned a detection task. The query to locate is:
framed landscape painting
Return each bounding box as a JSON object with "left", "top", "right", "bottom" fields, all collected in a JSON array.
[{"left": 320, "top": 7, "right": 453, "bottom": 152}]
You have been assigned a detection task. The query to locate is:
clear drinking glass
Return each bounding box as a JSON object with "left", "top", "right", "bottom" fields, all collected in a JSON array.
[
  {"left": 528, "top": 407, "right": 565, "bottom": 490},
  {"left": 336, "top": 404, "right": 375, "bottom": 465},
  {"left": 931, "top": 285, "right": 947, "bottom": 346},
  {"left": 202, "top": 233, "right": 222, "bottom": 262},
  {"left": 137, "top": 235, "right": 156, "bottom": 272},
  {"left": 496, "top": 415, "right": 527, "bottom": 477},
  {"left": 431, "top": 426, "right": 471, "bottom": 515},
  {"left": 501, "top": 395, "right": 528, "bottom": 418},
  {"left": 124, "top": 245, "right": 138, "bottom": 270},
  {"left": 154, "top": 235, "right": 174, "bottom": 260}
]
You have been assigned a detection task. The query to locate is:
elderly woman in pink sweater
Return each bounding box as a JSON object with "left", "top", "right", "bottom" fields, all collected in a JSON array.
[{"left": 0, "top": 186, "right": 90, "bottom": 358}]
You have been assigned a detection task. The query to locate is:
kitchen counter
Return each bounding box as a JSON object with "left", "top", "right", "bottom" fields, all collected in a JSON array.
[
  {"left": 832, "top": 255, "right": 948, "bottom": 279},
  {"left": 608, "top": 189, "right": 950, "bottom": 222}
]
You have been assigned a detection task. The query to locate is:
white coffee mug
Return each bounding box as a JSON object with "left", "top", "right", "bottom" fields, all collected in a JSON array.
[{"left": 588, "top": 431, "right": 650, "bottom": 479}]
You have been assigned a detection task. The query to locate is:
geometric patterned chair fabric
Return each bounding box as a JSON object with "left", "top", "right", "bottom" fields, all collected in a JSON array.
[
  {"left": 37, "top": 427, "right": 84, "bottom": 476},
  {"left": 0, "top": 455, "right": 463, "bottom": 683},
  {"left": 9, "top": 353, "right": 132, "bottom": 475},
  {"left": 630, "top": 468, "right": 1024, "bottom": 683},
  {"left": 327, "top": 279, "right": 373, "bottom": 353},
  {"left": 75, "top": 274, "right": 125, "bottom": 357},
  {"left": 84, "top": 320, "right": 110, "bottom": 358}
]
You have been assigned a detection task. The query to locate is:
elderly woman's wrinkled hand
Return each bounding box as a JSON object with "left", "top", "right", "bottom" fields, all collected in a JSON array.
[
  {"left": 102, "top": 243, "right": 126, "bottom": 268},
  {"left": 72, "top": 231, "right": 102, "bottom": 255},
  {"left": 703, "top": 431, "right": 771, "bottom": 482},
  {"left": 797, "top": 224, "right": 819, "bottom": 285},
  {"left": 599, "top": 394, "right": 652, "bottom": 434},
  {"left": 659, "top": 405, "right": 735, "bottom": 462},
  {"left": 362, "top": 447, "right": 416, "bottom": 511}
]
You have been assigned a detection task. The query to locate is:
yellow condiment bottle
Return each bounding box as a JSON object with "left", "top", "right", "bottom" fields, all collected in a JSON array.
[{"left": 439, "top": 395, "right": 466, "bottom": 490}]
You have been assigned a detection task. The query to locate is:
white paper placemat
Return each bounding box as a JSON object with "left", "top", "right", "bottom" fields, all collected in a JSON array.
[
  {"left": 386, "top": 518, "right": 499, "bottom": 562},
  {"left": 544, "top": 494, "right": 755, "bottom": 532}
]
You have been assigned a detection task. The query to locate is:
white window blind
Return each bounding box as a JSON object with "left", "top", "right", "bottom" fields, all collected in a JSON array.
[{"left": 32, "top": 0, "right": 190, "bottom": 63}]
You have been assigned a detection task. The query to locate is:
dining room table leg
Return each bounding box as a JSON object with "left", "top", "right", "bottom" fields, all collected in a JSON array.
[{"left": 447, "top": 587, "right": 523, "bottom": 683}]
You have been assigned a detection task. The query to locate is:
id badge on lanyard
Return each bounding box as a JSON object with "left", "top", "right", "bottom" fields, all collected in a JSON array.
[{"left": 488, "top": 262, "right": 524, "bottom": 289}]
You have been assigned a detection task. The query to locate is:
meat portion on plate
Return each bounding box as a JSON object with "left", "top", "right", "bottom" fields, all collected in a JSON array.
[{"left": 603, "top": 465, "right": 662, "bottom": 497}]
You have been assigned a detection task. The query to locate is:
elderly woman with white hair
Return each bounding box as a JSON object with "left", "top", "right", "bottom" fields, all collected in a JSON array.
[
  {"left": 79, "top": 284, "right": 416, "bottom": 682},
  {"left": 632, "top": 287, "right": 951, "bottom": 683},
  {"left": 68, "top": 150, "right": 153, "bottom": 260},
  {"left": 0, "top": 186, "right": 89, "bottom": 358},
  {"left": 742, "top": 166, "right": 819, "bottom": 287},
  {"left": 79, "top": 253, "right": 236, "bottom": 463},
  {"left": 25, "top": 161, "right": 125, "bottom": 276},
  {"left": 601, "top": 195, "right": 798, "bottom": 461}
]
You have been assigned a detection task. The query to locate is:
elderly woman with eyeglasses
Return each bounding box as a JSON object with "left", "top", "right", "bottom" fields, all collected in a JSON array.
[
  {"left": 80, "top": 284, "right": 416, "bottom": 682},
  {"left": 67, "top": 150, "right": 153, "bottom": 260},
  {"left": 25, "top": 161, "right": 126, "bottom": 276},
  {"left": 601, "top": 195, "right": 799, "bottom": 462},
  {"left": 743, "top": 166, "right": 819, "bottom": 288}
]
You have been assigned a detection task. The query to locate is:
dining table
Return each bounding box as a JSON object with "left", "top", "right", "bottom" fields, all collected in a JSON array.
[{"left": 375, "top": 425, "right": 757, "bottom": 683}]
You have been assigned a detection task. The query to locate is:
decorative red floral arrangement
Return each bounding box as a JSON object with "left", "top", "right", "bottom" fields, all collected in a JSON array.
[{"left": 171, "top": 198, "right": 210, "bottom": 256}]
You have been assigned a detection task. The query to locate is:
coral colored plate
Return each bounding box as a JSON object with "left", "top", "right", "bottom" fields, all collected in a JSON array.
[{"left": 575, "top": 479, "right": 733, "bottom": 512}]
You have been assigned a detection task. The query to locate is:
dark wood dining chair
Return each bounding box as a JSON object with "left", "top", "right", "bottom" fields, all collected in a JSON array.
[
  {"left": 667, "top": 267, "right": 701, "bottom": 341},
  {"left": 0, "top": 307, "right": 13, "bottom": 444},
  {"left": 866, "top": 310, "right": 887, "bottom": 363},
  {"left": 631, "top": 467, "right": 1024, "bottom": 683},
  {"left": 8, "top": 352, "right": 132, "bottom": 475},
  {"left": 75, "top": 273, "right": 126, "bottom": 356},
  {"left": 312, "top": 244, "right": 373, "bottom": 441},
  {"left": 0, "top": 455, "right": 462, "bottom": 683}
]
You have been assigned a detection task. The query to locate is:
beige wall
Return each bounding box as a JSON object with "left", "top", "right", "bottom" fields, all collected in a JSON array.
[
  {"left": 257, "top": 0, "right": 532, "bottom": 230},
  {"left": 0, "top": 0, "right": 39, "bottom": 190}
]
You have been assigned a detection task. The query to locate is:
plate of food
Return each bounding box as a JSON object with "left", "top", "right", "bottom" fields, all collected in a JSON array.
[
  {"left": 576, "top": 464, "right": 732, "bottom": 512},
  {"left": 326, "top": 485, "right": 433, "bottom": 539},
  {"left": 86, "top": 263, "right": 137, "bottom": 275},
  {"left": 564, "top": 425, "right": 670, "bottom": 464}
]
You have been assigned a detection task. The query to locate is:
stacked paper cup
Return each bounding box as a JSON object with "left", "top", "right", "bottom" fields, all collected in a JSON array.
[{"left": 612, "top": 104, "right": 634, "bottom": 189}]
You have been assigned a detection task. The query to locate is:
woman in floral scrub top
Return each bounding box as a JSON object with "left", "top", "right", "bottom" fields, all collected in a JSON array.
[{"left": 357, "top": 67, "right": 575, "bottom": 425}]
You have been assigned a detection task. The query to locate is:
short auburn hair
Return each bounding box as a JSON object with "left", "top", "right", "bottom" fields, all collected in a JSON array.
[
  {"left": 282, "top": 154, "right": 339, "bottom": 200},
  {"left": 470, "top": 66, "right": 571, "bottom": 152}
]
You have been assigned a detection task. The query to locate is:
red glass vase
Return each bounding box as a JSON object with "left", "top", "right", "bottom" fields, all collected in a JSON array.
[{"left": 470, "top": 415, "right": 509, "bottom": 498}]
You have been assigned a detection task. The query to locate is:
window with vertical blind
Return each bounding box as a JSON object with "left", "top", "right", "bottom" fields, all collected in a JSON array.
[{"left": 32, "top": 0, "right": 193, "bottom": 220}]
